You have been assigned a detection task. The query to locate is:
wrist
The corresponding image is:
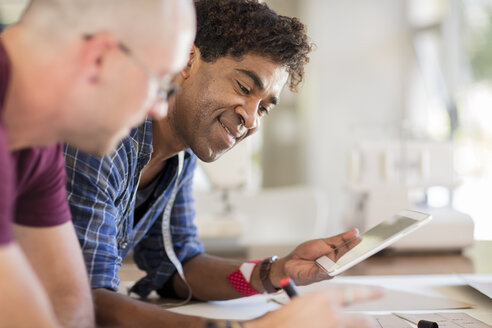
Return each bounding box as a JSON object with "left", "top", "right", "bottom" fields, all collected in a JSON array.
[
  {"left": 205, "top": 319, "right": 244, "bottom": 328},
  {"left": 250, "top": 256, "right": 288, "bottom": 293},
  {"left": 260, "top": 256, "right": 279, "bottom": 293},
  {"left": 269, "top": 257, "right": 287, "bottom": 288}
]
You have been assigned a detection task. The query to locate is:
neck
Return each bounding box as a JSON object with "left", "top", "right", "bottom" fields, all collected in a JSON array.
[
  {"left": 151, "top": 111, "right": 187, "bottom": 162},
  {"left": 2, "top": 26, "right": 63, "bottom": 150}
]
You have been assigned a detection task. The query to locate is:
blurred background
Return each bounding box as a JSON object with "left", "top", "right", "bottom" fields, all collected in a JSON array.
[
  {"left": 3, "top": 0, "right": 492, "bottom": 257},
  {"left": 195, "top": 0, "right": 492, "bottom": 257}
]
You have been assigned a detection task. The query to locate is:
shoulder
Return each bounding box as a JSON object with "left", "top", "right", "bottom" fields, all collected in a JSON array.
[{"left": 15, "top": 144, "right": 65, "bottom": 183}]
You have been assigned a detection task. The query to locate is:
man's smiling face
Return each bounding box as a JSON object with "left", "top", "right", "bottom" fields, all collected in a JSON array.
[{"left": 170, "top": 51, "right": 289, "bottom": 162}]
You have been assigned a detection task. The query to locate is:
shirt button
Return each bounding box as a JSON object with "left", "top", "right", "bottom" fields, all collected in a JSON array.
[{"left": 121, "top": 241, "right": 128, "bottom": 249}]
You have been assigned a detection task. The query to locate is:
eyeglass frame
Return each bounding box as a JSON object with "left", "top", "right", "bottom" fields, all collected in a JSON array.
[{"left": 83, "top": 34, "right": 181, "bottom": 103}]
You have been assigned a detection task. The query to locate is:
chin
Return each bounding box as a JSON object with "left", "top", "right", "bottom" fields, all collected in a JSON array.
[
  {"left": 96, "top": 128, "right": 132, "bottom": 155},
  {"left": 93, "top": 144, "right": 116, "bottom": 156},
  {"left": 82, "top": 143, "right": 113, "bottom": 156},
  {"left": 194, "top": 147, "right": 228, "bottom": 163},
  {"left": 98, "top": 138, "right": 123, "bottom": 156},
  {"left": 79, "top": 136, "right": 119, "bottom": 156}
]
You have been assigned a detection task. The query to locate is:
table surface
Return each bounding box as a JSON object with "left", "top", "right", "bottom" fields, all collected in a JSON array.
[
  {"left": 118, "top": 241, "right": 492, "bottom": 325},
  {"left": 341, "top": 240, "right": 492, "bottom": 276},
  {"left": 166, "top": 274, "right": 492, "bottom": 325}
]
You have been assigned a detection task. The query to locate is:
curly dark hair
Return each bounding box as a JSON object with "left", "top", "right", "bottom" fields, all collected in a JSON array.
[{"left": 194, "top": 0, "right": 312, "bottom": 92}]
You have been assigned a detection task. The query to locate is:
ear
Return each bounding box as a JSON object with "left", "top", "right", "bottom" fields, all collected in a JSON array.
[
  {"left": 180, "top": 44, "right": 200, "bottom": 80},
  {"left": 79, "top": 33, "right": 119, "bottom": 84}
]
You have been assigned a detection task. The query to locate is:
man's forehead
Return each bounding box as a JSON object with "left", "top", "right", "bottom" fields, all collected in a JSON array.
[
  {"left": 236, "top": 69, "right": 265, "bottom": 90},
  {"left": 230, "top": 55, "right": 288, "bottom": 83}
]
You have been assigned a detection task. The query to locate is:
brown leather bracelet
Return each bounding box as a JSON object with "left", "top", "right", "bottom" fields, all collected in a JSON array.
[
  {"left": 259, "top": 256, "right": 280, "bottom": 293},
  {"left": 206, "top": 320, "right": 244, "bottom": 328}
]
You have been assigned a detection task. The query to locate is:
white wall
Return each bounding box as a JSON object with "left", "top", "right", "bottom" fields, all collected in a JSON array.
[
  {"left": 0, "top": 1, "right": 29, "bottom": 24},
  {"left": 263, "top": 0, "right": 411, "bottom": 235}
]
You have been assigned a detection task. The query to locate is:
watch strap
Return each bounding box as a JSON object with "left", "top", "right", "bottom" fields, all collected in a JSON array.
[{"left": 259, "top": 256, "right": 280, "bottom": 293}]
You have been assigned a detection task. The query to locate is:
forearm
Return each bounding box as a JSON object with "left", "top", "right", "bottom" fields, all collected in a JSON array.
[
  {"left": 0, "top": 244, "right": 61, "bottom": 328},
  {"left": 172, "top": 253, "right": 288, "bottom": 300},
  {"left": 14, "top": 222, "right": 95, "bottom": 328},
  {"left": 93, "top": 288, "right": 207, "bottom": 328},
  {"left": 172, "top": 253, "right": 243, "bottom": 300}
]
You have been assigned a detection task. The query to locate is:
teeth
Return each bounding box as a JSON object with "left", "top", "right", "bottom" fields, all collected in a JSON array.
[{"left": 220, "top": 121, "right": 232, "bottom": 136}]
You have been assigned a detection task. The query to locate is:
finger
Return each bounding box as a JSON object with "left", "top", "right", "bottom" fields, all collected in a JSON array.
[
  {"left": 324, "top": 229, "right": 359, "bottom": 250},
  {"left": 338, "top": 312, "right": 380, "bottom": 328},
  {"left": 334, "top": 236, "right": 362, "bottom": 261},
  {"left": 332, "top": 228, "right": 360, "bottom": 243},
  {"left": 301, "top": 229, "right": 361, "bottom": 262},
  {"left": 302, "top": 290, "right": 381, "bottom": 327},
  {"left": 328, "top": 286, "right": 385, "bottom": 306},
  {"left": 346, "top": 235, "right": 362, "bottom": 248},
  {"left": 322, "top": 235, "right": 360, "bottom": 261}
]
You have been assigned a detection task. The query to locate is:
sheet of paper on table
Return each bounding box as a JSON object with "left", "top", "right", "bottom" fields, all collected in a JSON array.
[
  {"left": 462, "top": 275, "right": 492, "bottom": 300},
  {"left": 393, "top": 312, "right": 492, "bottom": 328},
  {"left": 298, "top": 282, "right": 472, "bottom": 312},
  {"left": 167, "top": 284, "right": 472, "bottom": 320}
]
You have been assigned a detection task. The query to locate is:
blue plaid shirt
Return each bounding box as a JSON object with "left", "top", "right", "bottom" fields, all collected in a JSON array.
[{"left": 64, "top": 119, "right": 204, "bottom": 298}]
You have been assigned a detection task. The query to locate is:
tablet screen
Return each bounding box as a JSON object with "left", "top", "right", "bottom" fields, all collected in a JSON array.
[{"left": 316, "top": 210, "right": 431, "bottom": 276}]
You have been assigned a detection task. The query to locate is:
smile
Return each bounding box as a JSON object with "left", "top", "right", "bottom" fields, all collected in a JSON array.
[
  {"left": 220, "top": 120, "right": 233, "bottom": 136},
  {"left": 218, "top": 118, "right": 237, "bottom": 147}
]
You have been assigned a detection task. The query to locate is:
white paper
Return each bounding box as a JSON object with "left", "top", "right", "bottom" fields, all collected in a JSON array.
[
  {"left": 373, "top": 314, "right": 414, "bottom": 328},
  {"left": 462, "top": 274, "right": 492, "bottom": 299},
  {"left": 394, "top": 312, "right": 492, "bottom": 328},
  {"left": 167, "top": 282, "right": 472, "bottom": 320},
  {"left": 297, "top": 281, "right": 472, "bottom": 311}
]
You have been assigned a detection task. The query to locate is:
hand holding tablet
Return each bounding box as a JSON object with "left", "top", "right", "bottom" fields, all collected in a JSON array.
[{"left": 316, "top": 210, "right": 432, "bottom": 276}]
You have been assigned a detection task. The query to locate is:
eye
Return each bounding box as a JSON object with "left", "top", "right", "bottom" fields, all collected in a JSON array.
[
  {"left": 259, "top": 105, "right": 269, "bottom": 116},
  {"left": 237, "top": 81, "right": 250, "bottom": 95}
]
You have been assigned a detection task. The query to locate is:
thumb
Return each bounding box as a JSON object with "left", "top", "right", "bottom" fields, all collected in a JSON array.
[{"left": 327, "top": 286, "right": 384, "bottom": 306}]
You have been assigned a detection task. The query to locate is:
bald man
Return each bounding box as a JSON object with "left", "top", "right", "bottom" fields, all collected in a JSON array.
[{"left": 0, "top": 0, "right": 195, "bottom": 327}]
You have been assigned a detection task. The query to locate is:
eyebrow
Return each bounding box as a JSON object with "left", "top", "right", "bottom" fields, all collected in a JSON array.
[{"left": 236, "top": 69, "right": 279, "bottom": 106}]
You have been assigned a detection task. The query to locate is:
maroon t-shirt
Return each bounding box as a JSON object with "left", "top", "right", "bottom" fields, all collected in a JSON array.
[{"left": 0, "top": 41, "right": 71, "bottom": 245}]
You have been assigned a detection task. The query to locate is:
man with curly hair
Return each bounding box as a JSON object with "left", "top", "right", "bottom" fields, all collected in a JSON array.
[{"left": 64, "top": 0, "right": 382, "bottom": 327}]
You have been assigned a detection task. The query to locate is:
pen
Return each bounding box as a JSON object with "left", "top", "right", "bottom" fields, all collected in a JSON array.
[
  {"left": 279, "top": 276, "right": 299, "bottom": 298},
  {"left": 394, "top": 313, "right": 439, "bottom": 328}
]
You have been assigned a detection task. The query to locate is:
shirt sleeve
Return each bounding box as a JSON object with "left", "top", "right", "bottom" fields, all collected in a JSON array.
[
  {"left": 15, "top": 145, "right": 71, "bottom": 228},
  {"left": 131, "top": 156, "right": 204, "bottom": 298},
  {"left": 64, "top": 145, "right": 124, "bottom": 291},
  {"left": 0, "top": 125, "right": 14, "bottom": 245}
]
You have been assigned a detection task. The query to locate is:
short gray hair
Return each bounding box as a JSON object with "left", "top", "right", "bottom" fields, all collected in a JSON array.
[{"left": 21, "top": 0, "right": 193, "bottom": 49}]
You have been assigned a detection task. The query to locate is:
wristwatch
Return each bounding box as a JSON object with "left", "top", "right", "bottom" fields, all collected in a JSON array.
[{"left": 259, "top": 256, "right": 280, "bottom": 293}]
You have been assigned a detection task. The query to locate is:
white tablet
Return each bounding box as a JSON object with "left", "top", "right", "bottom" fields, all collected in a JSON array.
[{"left": 316, "top": 210, "right": 432, "bottom": 276}]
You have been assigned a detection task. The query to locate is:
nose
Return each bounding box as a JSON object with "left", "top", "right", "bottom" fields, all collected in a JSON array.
[{"left": 235, "top": 102, "right": 259, "bottom": 130}]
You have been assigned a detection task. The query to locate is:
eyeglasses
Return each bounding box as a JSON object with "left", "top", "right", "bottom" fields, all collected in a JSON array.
[
  {"left": 83, "top": 35, "right": 180, "bottom": 103},
  {"left": 118, "top": 43, "right": 181, "bottom": 102}
]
